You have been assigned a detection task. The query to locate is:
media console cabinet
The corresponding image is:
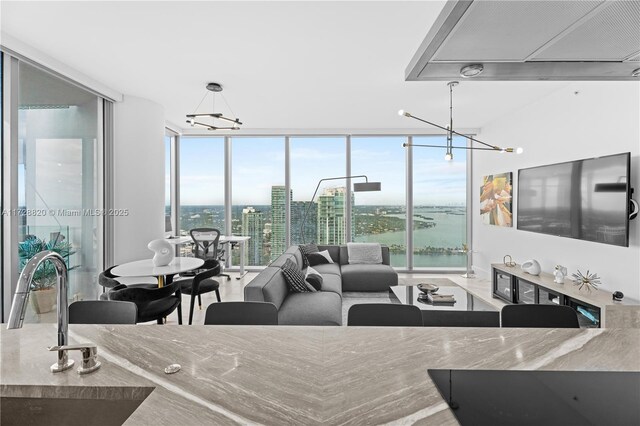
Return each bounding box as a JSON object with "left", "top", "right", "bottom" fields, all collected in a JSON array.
[{"left": 492, "top": 263, "right": 638, "bottom": 328}]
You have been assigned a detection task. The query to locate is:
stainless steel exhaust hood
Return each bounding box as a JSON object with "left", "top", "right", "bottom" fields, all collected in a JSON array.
[{"left": 405, "top": 0, "right": 640, "bottom": 81}]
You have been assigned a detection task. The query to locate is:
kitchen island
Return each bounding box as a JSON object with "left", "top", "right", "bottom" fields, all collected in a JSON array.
[{"left": 2, "top": 324, "right": 639, "bottom": 425}]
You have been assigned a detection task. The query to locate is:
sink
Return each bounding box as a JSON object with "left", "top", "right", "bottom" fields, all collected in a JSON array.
[{"left": 0, "top": 385, "right": 154, "bottom": 426}]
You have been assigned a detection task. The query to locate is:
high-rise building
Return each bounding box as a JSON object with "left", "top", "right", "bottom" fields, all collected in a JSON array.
[
  {"left": 270, "top": 186, "right": 291, "bottom": 261},
  {"left": 291, "top": 200, "right": 316, "bottom": 244},
  {"left": 316, "top": 187, "right": 354, "bottom": 245},
  {"left": 241, "top": 206, "right": 263, "bottom": 265}
]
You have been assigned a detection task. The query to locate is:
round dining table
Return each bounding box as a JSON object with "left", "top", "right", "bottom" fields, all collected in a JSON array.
[{"left": 111, "top": 257, "right": 204, "bottom": 287}]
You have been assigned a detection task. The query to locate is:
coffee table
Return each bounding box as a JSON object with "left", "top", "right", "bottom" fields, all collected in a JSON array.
[{"left": 391, "top": 282, "right": 496, "bottom": 312}]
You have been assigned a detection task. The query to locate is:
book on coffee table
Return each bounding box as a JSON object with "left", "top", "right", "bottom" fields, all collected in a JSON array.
[{"left": 427, "top": 293, "right": 456, "bottom": 304}]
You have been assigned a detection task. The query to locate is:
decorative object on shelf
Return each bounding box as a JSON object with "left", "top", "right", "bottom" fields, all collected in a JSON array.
[
  {"left": 521, "top": 259, "right": 541, "bottom": 276},
  {"left": 612, "top": 291, "right": 624, "bottom": 301},
  {"left": 399, "top": 81, "right": 522, "bottom": 161},
  {"left": 185, "top": 82, "right": 242, "bottom": 130},
  {"left": 300, "top": 175, "right": 381, "bottom": 243},
  {"left": 572, "top": 270, "right": 601, "bottom": 293},
  {"left": 18, "top": 236, "right": 77, "bottom": 314},
  {"left": 164, "top": 363, "right": 181, "bottom": 374},
  {"left": 503, "top": 255, "right": 516, "bottom": 267},
  {"left": 553, "top": 265, "right": 568, "bottom": 284},
  {"left": 417, "top": 283, "right": 439, "bottom": 294},
  {"left": 147, "top": 239, "right": 175, "bottom": 267},
  {"left": 480, "top": 173, "right": 513, "bottom": 227},
  {"left": 460, "top": 244, "right": 475, "bottom": 278}
]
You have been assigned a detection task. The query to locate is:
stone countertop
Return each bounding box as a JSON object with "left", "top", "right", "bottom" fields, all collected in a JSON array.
[{"left": 2, "top": 324, "right": 639, "bottom": 425}]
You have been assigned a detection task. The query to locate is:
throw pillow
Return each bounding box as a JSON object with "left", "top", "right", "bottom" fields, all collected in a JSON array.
[
  {"left": 305, "top": 266, "right": 323, "bottom": 291},
  {"left": 281, "top": 258, "right": 310, "bottom": 293},
  {"left": 347, "top": 242, "right": 383, "bottom": 264},
  {"left": 307, "top": 250, "right": 334, "bottom": 266},
  {"left": 299, "top": 243, "right": 319, "bottom": 268}
]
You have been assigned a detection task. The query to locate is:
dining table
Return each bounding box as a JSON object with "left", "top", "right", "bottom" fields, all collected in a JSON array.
[{"left": 110, "top": 257, "right": 204, "bottom": 287}]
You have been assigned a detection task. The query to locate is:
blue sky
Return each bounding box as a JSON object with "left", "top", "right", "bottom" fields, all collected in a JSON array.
[{"left": 168, "top": 135, "right": 467, "bottom": 206}]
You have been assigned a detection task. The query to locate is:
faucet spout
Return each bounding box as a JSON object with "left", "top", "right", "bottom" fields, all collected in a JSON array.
[{"left": 7, "top": 250, "right": 69, "bottom": 348}]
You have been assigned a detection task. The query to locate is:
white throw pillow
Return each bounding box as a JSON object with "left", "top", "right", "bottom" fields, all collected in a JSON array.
[
  {"left": 317, "top": 250, "right": 334, "bottom": 264},
  {"left": 347, "top": 242, "right": 383, "bottom": 264}
]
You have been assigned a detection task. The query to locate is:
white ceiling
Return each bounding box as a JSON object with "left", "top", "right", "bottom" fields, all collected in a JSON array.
[{"left": 1, "top": 1, "right": 571, "bottom": 131}]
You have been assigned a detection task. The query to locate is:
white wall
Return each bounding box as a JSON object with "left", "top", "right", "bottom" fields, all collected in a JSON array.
[
  {"left": 113, "top": 96, "right": 165, "bottom": 264},
  {"left": 472, "top": 82, "right": 640, "bottom": 301}
]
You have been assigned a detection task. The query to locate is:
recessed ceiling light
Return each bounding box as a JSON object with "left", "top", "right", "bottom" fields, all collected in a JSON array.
[
  {"left": 632, "top": 68, "right": 640, "bottom": 77},
  {"left": 460, "top": 64, "right": 484, "bottom": 78}
]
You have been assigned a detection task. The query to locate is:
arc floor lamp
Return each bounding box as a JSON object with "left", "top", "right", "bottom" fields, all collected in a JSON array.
[{"left": 300, "top": 175, "right": 381, "bottom": 244}]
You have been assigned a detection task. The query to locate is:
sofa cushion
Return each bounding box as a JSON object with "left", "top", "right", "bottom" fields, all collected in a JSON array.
[
  {"left": 243, "top": 267, "right": 288, "bottom": 310},
  {"left": 318, "top": 245, "right": 341, "bottom": 263},
  {"left": 278, "top": 291, "right": 342, "bottom": 326},
  {"left": 304, "top": 266, "right": 323, "bottom": 291},
  {"left": 299, "top": 243, "right": 319, "bottom": 268},
  {"left": 281, "top": 259, "right": 311, "bottom": 293},
  {"left": 346, "top": 242, "right": 383, "bottom": 264},
  {"left": 269, "top": 253, "right": 296, "bottom": 269},
  {"left": 340, "top": 245, "right": 391, "bottom": 265},
  {"left": 341, "top": 264, "right": 398, "bottom": 292},
  {"left": 312, "top": 263, "right": 341, "bottom": 277},
  {"left": 319, "top": 273, "right": 342, "bottom": 297}
]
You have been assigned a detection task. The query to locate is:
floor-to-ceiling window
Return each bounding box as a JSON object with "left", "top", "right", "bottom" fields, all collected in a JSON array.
[
  {"left": 178, "top": 137, "right": 225, "bottom": 247},
  {"left": 164, "top": 131, "right": 173, "bottom": 235},
  {"left": 231, "top": 137, "right": 285, "bottom": 266},
  {"left": 351, "top": 136, "right": 407, "bottom": 267},
  {"left": 290, "top": 137, "right": 347, "bottom": 246},
  {"left": 412, "top": 136, "right": 467, "bottom": 268},
  {"left": 16, "top": 61, "right": 103, "bottom": 322},
  {"left": 170, "top": 133, "right": 468, "bottom": 270}
]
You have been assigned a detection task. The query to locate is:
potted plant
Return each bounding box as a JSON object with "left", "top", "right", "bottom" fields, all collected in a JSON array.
[{"left": 18, "top": 236, "right": 75, "bottom": 314}]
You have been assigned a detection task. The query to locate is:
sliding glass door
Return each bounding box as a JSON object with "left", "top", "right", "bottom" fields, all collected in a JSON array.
[{"left": 16, "top": 62, "right": 103, "bottom": 322}]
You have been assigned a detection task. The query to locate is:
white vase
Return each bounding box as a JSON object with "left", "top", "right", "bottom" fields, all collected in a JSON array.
[
  {"left": 521, "top": 259, "right": 541, "bottom": 276},
  {"left": 148, "top": 239, "right": 175, "bottom": 266}
]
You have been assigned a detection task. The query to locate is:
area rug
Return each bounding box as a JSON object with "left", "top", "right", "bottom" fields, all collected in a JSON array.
[{"left": 341, "top": 291, "right": 399, "bottom": 326}]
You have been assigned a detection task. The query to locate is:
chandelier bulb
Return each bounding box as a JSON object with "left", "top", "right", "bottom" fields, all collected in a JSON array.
[
  {"left": 398, "top": 109, "right": 406, "bottom": 117},
  {"left": 516, "top": 147, "right": 524, "bottom": 154},
  {"left": 445, "top": 152, "right": 453, "bottom": 161}
]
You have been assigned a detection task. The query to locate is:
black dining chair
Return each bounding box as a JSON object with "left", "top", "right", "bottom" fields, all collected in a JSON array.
[
  {"left": 69, "top": 300, "right": 137, "bottom": 325},
  {"left": 421, "top": 310, "right": 500, "bottom": 327},
  {"left": 98, "top": 266, "right": 156, "bottom": 300},
  {"left": 501, "top": 304, "right": 580, "bottom": 328},
  {"left": 347, "top": 303, "right": 423, "bottom": 327},
  {"left": 108, "top": 282, "right": 182, "bottom": 325},
  {"left": 204, "top": 302, "right": 278, "bottom": 325},
  {"left": 188, "top": 228, "right": 231, "bottom": 281},
  {"left": 173, "top": 259, "right": 222, "bottom": 325}
]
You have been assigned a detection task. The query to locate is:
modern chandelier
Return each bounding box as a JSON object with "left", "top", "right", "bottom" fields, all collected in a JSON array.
[
  {"left": 186, "top": 83, "right": 243, "bottom": 131},
  {"left": 399, "top": 81, "right": 522, "bottom": 161}
]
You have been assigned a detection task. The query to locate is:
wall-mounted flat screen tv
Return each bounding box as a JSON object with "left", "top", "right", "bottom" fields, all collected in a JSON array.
[{"left": 517, "top": 152, "right": 631, "bottom": 247}]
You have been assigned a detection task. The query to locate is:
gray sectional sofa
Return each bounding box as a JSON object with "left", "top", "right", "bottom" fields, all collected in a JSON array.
[{"left": 244, "top": 245, "right": 398, "bottom": 326}]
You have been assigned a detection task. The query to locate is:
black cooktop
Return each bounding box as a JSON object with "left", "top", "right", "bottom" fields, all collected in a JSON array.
[{"left": 428, "top": 369, "right": 640, "bottom": 426}]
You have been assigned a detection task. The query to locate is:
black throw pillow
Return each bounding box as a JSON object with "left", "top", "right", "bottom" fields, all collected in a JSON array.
[
  {"left": 299, "top": 243, "right": 319, "bottom": 268},
  {"left": 307, "top": 251, "right": 333, "bottom": 267},
  {"left": 305, "top": 266, "right": 323, "bottom": 291},
  {"left": 281, "top": 258, "right": 310, "bottom": 293}
]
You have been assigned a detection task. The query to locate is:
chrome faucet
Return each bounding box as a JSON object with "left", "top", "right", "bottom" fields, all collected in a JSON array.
[{"left": 7, "top": 250, "right": 100, "bottom": 374}]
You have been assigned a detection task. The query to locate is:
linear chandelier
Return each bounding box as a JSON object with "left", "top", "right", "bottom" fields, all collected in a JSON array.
[
  {"left": 399, "top": 81, "right": 522, "bottom": 161},
  {"left": 186, "top": 82, "right": 243, "bottom": 131}
]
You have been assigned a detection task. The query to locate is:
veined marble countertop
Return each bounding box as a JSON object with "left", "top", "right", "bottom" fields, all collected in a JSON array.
[{"left": 2, "top": 324, "right": 639, "bottom": 425}]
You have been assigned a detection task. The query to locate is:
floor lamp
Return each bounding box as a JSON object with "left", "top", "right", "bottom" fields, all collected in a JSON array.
[{"left": 300, "top": 175, "right": 381, "bottom": 244}]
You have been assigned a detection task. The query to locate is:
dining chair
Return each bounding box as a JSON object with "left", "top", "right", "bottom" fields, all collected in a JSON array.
[
  {"left": 98, "top": 266, "right": 156, "bottom": 300},
  {"left": 204, "top": 302, "right": 278, "bottom": 325},
  {"left": 173, "top": 259, "right": 222, "bottom": 325},
  {"left": 69, "top": 300, "right": 137, "bottom": 324},
  {"left": 347, "top": 303, "right": 423, "bottom": 327},
  {"left": 189, "top": 228, "right": 231, "bottom": 281},
  {"left": 108, "top": 282, "right": 183, "bottom": 324},
  {"left": 501, "top": 304, "right": 580, "bottom": 328},
  {"left": 421, "top": 310, "right": 500, "bottom": 327}
]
